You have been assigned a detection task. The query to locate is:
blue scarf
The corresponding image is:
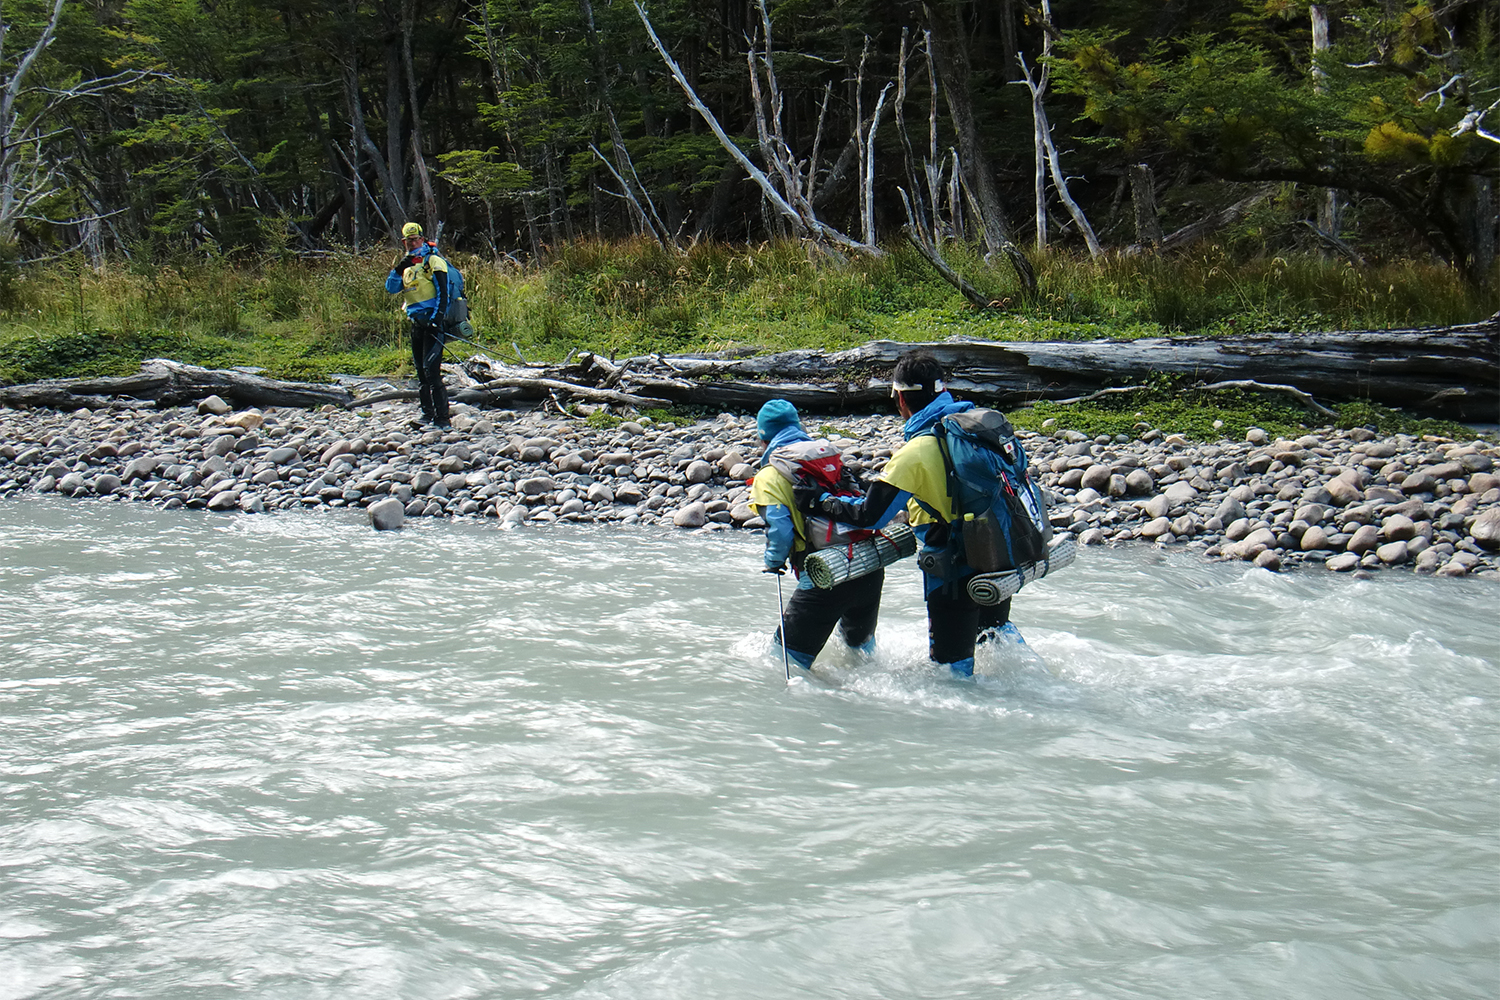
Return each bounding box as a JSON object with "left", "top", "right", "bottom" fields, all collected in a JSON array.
[
  {"left": 903, "top": 392, "right": 971, "bottom": 440},
  {"left": 759, "top": 423, "right": 812, "bottom": 467}
]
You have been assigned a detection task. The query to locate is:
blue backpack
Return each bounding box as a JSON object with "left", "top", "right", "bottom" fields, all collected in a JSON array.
[
  {"left": 915, "top": 408, "right": 1051, "bottom": 579},
  {"left": 416, "top": 243, "right": 470, "bottom": 332}
]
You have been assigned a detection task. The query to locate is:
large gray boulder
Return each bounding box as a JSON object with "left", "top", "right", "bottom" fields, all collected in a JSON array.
[
  {"left": 369, "top": 497, "right": 406, "bottom": 531},
  {"left": 672, "top": 501, "right": 707, "bottom": 528},
  {"left": 1470, "top": 508, "right": 1500, "bottom": 551}
]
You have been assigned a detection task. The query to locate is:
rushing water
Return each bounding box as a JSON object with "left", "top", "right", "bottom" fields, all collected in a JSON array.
[{"left": 0, "top": 497, "right": 1495, "bottom": 1000}]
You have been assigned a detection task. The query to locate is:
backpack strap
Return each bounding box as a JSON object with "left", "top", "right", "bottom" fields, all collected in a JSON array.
[{"left": 930, "top": 419, "right": 964, "bottom": 523}]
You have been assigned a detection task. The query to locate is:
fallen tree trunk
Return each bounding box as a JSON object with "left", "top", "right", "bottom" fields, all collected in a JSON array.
[
  {"left": 467, "top": 355, "right": 890, "bottom": 411},
  {"left": 549, "top": 316, "right": 1497, "bottom": 421},
  {"left": 0, "top": 359, "right": 354, "bottom": 411},
  {"left": 3, "top": 320, "right": 1494, "bottom": 422}
]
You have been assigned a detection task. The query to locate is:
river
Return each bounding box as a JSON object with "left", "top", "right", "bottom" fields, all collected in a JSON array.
[{"left": 1, "top": 498, "right": 1495, "bottom": 999}]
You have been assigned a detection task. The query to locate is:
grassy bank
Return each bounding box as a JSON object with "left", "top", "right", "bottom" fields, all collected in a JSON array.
[{"left": 0, "top": 239, "right": 1493, "bottom": 439}]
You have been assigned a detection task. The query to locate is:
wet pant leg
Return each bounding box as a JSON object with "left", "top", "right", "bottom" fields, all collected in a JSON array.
[
  {"left": 926, "top": 585, "right": 1011, "bottom": 668},
  {"left": 777, "top": 569, "right": 885, "bottom": 666},
  {"left": 974, "top": 598, "right": 1016, "bottom": 648},
  {"left": 834, "top": 569, "right": 884, "bottom": 650}
]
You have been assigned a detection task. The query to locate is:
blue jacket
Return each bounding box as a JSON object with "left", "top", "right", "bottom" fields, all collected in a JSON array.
[{"left": 902, "top": 392, "right": 972, "bottom": 439}]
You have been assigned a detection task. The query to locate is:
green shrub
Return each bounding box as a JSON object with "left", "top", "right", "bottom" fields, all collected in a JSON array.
[
  {"left": 1, "top": 239, "right": 1494, "bottom": 402},
  {"left": 584, "top": 408, "right": 621, "bottom": 429}
]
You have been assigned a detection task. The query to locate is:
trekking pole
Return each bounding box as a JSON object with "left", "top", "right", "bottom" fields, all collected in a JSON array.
[
  {"left": 766, "top": 567, "right": 791, "bottom": 681},
  {"left": 441, "top": 329, "right": 493, "bottom": 354}
]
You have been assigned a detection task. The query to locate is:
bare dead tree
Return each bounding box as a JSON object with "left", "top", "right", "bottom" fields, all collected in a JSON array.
[
  {"left": 1129, "top": 163, "right": 1164, "bottom": 247},
  {"left": 862, "top": 81, "right": 894, "bottom": 246},
  {"left": 805, "top": 82, "right": 832, "bottom": 205},
  {"left": 892, "top": 30, "right": 933, "bottom": 243},
  {"left": 1309, "top": 4, "right": 1342, "bottom": 249},
  {"left": 589, "top": 109, "right": 674, "bottom": 249},
  {"left": 0, "top": 0, "right": 154, "bottom": 246},
  {"left": 946, "top": 148, "right": 963, "bottom": 240},
  {"left": 1015, "top": 5, "right": 1102, "bottom": 258},
  {"left": 633, "top": 0, "right": 876, "bottom": 255}
]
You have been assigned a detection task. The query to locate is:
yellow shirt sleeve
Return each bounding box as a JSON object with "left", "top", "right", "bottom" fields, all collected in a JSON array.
[
  {"left": 749, "top": 465, "right": 808, "bottom": 549},
  {"left": 877, "top": 435, "right": 954, "bottom": 525}
]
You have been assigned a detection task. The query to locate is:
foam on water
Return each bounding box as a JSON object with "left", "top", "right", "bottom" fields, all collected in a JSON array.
[{"left": 0, "top": 497, "right": 1496, "bottom": 999}]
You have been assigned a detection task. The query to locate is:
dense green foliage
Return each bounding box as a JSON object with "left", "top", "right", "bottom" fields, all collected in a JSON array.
[
  {"left": 0, "top": 0, "right": 1493, "bottom": 281},
  {"left": 1051, "top": 0, "right": 1499, "bottom": 284}
]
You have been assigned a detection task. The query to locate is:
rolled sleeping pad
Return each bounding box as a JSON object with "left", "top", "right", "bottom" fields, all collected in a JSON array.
[
  {"left": 804, "top": 523, "right": 918, "bottom": 590},
  {"left": 965, "top": 535, "right": 1077, "bottom": 605}
]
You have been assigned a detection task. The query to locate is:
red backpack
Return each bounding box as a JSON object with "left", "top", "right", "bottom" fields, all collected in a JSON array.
[{"left": 767, "top": 440, "right": 872, "bottom": 549}]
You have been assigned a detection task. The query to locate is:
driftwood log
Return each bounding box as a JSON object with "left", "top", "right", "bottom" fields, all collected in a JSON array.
[
  {"left": 0, "top": 359, "right": 354, "bottom": 411},
  {"left": 506, "top": 315, "right": 1495, "bottom": 421},
  {"left": 2, "top": 319, "right": 1495, "bottom": 422}
]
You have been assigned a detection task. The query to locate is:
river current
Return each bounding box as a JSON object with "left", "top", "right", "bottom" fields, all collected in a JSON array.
[{"left": 0, "top": 498, "right": 1495, "bottom": 999}]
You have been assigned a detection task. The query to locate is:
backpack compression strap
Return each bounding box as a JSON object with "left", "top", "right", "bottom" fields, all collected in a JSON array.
[{"left": 928, "top": 420, "right": 964, "bottom": 524}]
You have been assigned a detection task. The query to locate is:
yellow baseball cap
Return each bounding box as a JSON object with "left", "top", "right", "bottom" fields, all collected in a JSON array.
[{"left": 401, "top": 222, "right": 423, "bottom": 239}]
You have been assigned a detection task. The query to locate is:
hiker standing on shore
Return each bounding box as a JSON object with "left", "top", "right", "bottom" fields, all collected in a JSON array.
[{"left": 385, "top": 222, "right": 452, "bottom": 428}]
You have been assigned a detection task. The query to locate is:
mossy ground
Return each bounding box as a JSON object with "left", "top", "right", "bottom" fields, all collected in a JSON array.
[{"left": 1002, "top": 378, "right": 1481, "bottom": 443}]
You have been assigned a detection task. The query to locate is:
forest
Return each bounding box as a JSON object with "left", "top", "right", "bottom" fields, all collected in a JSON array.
[{"left": 0, "top": 0, "right": 1495, "bottom": 286}]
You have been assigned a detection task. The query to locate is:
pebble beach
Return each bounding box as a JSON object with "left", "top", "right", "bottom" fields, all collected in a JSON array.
[{"left": 2, "top": 394, "right": 1497, "bottom": 580}]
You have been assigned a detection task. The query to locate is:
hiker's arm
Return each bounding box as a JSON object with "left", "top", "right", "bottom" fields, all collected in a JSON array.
[
  {"left": 762, "top": 504, "right": 796, "bottom": 571},
  {"left": 431, "top": 268, "right": 449, "bottom": 323},
  {"left": 811, "top": 479, "right": 909, "bottom": 530}
]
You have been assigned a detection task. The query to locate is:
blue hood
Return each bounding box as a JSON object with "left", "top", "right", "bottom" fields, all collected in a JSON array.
[
  {"left": 903, "top": 392, "right": 971, "bottom": 440},
  {"left": 759, "top": 424, "right": 813, "bottom": 467}
]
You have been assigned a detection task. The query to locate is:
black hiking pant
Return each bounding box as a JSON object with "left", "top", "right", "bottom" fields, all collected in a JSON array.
[
  {"left": 775, "top": 568, "right": 885, "bottom": 666},
  {"left": 925, "top": 585, "right": 1012, "bottom": 666},
  {"left": 411, "top": 320, "right": 449, "bottom": 426}
]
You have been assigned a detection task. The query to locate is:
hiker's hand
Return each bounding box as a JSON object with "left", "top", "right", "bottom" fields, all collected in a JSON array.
[
  {"left": 391, "top": 252, "right": 408, "bottom": 272},
  {"left": 762, "top": 565, "right": 785, "bottom": 576},
  {"left": 793, "top": 486, "right": 826, "bottom": 514}
]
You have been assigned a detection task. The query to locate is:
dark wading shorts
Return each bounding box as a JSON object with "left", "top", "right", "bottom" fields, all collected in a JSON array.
[{"left": 775, "top": 568, "right": 885, "bottom": 660}]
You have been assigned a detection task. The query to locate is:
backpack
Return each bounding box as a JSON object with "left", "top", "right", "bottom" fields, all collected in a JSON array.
[
  {"left": 417, "top": 242, "right": 472, "bottom": 334},
  {"left": 767, "top": 439, "right": 872, "bottom": 550},
  {"left": 915, "top": 408, "right": 1051, "bottom": 579}
]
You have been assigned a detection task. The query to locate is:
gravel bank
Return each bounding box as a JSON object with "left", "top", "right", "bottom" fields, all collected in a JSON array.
[{"left": 2, "top": 395, "right": 1497, "bottom": 579}]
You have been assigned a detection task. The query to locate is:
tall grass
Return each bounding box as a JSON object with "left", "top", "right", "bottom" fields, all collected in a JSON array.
[{"left": 1, "top": 238, "right": 1493, "bottom": 384}]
